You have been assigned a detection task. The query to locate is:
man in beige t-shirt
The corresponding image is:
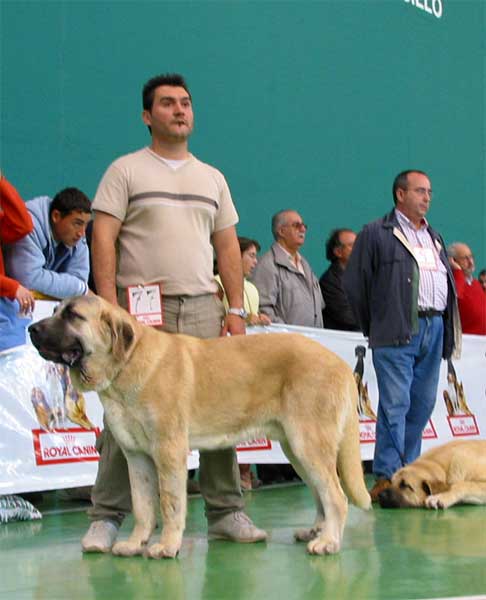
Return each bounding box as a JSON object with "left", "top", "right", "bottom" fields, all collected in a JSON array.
[{"left": 82, "top": 73, "right": 266, "bottom": 552}]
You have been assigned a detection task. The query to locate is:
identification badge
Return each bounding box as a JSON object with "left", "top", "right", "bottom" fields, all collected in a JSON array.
[
  {"left": 413, "top": 247, "right": 437, "bottom": 271},
  {"left": 127, "top": 284, "right": 163, "bottom": 326}
]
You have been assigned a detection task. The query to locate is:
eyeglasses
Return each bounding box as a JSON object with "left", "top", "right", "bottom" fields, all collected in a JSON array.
[
  {"left": 287, "top": 222, "right": 308, "bottom": 231},
  {"left": 408, "top": 187, "right": 433, "bottom": 197}
]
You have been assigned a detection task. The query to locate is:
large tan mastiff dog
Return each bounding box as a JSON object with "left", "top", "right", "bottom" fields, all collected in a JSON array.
[
  {"left": 29, "top": 295, "right": 371, "bottom": 558},
  {"left": 379, "top": 439, "right": 486, "bottom": 509}
]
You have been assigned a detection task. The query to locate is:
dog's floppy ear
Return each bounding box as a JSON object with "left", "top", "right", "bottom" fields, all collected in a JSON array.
[
  {"left": 422, "top": 479, "right": 448, "bottom": 496},
  {"left": 101, "top": 311, "right": 135, "bottom": 360}
]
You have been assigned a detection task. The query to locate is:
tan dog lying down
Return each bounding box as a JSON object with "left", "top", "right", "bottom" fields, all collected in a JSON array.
[
  {"left": 379, "top": 440, "right": 486, "bottom": 509},
  {"left": 29, "top": 295, "right": 371, "bottom": 558}
]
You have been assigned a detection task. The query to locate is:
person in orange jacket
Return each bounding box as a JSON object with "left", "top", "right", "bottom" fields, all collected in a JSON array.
[{"left": 0, "top": 173, "right": 36, "bottom": 350}]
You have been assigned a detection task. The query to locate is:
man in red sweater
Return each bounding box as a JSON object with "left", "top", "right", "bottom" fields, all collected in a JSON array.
[{"left": 448, "top": 242, "right": 486, "bottom": 335}]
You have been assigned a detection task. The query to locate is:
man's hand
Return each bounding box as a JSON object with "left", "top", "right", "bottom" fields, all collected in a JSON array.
[
  {"left": 246, "top": 313, "right": 271, "bottom": 326},
  {"left": 221, "top": 313, "right": 246, "bottom": 336},
  {"left": 258, "top": 313, "right": 272, "bottom": 325},
  {"left": 448, "top": 256, "right": 461, "bottom": 271}
]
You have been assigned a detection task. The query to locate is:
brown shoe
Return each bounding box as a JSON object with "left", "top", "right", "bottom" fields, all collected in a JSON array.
[{"left": 369, "top": 478, "right": 391, "bottom": 502}]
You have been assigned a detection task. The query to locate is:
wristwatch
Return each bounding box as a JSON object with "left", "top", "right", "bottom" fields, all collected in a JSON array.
[{"left": 227, "top": 307, "right": 248, "bottom": 319}]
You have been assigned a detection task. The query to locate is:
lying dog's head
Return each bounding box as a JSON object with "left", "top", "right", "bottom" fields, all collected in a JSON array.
[
  {"left": 29, "top": 295, "right": 136, "bottom": 391},
  {"left": 378, "top": 463, "right": 448, "bottom": 508}
]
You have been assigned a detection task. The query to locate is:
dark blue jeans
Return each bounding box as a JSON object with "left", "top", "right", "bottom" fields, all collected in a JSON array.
[{"left": 372, "top": 315, "right": 444, "bottom": 479}]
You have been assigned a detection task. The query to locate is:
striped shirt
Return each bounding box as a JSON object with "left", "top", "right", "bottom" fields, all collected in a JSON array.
[{"left": 395, "top": 209, "right": 448, "bottom": 311}]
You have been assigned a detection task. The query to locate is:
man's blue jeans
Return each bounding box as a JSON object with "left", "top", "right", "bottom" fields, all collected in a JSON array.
[{"left": 372, "top": 315, "right": 444, "bottom": 479}]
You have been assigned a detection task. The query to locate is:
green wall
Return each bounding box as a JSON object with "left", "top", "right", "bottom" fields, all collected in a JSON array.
[{"left": 1, "top": 0, "right": 485, "bottom": 274}]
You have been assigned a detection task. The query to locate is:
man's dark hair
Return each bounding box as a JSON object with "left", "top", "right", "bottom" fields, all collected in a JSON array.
[
  {"left": 142, "top": 73, "right": 191, "bottom": 111},
  {"left": 479, "top": 269, "right": 486, "bottom": 278},
  {"left": 49, "top": 188, "right": 91, "bottom": 218},
  {"left": 325, "top": 228, "right": 354, "bottom": 262},
  {"left": 238, "top": 236, "right": 261, "bottom": 255},
  {"left": 392, "top": 170, "right": 429, "bottom": 205}
]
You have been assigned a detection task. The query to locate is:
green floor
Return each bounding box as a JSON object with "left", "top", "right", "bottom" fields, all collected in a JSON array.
[{"left": 1, "top": 482, "right": 486, "bottom": 600}]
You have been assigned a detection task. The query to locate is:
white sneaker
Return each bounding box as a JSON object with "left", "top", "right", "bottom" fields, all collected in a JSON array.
[
  {"left": 208, "top": 511, "right": 267, "bottom": 543},
  {"left": 81, "top": 520, "right": 119, "bottom": 553}
]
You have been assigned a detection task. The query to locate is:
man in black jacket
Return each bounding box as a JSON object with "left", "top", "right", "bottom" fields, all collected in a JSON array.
[
  {"left": 319, "top": 228, "right": 359, "bottom": 331},
  {"left": 344, "top": 170, "right": 460, "bottom": 502}
]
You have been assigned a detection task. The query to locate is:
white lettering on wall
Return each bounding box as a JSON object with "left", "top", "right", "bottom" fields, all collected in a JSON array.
[{"left": 404, "top": 0, "right": 443, "bottom": 19}]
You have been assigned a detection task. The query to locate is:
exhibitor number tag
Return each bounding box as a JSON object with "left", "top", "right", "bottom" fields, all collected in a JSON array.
[{"left": 127, "top": 284, "right": 163, "bottom": 326}]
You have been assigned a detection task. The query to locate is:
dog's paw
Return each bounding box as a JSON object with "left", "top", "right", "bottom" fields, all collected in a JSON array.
[
  {"left": 144, "top": 542, "right": 180, "bottom": 559},
  {"left": 426, "top": 495, "right": 447, "bottom": 510},
  {"left": 111, "top": 541, "right": 144, "bottom": 557},
  {"left": 307, "top": 536, "right": 341, "bottom": 555},
  {"left": 294, "top": 527, "right": 321, "bottom": 543}
]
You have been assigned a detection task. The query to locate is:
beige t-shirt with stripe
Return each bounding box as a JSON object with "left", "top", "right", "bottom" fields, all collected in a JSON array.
[{"left": 92, "top": 147, "right": 238, "bottom": 296}]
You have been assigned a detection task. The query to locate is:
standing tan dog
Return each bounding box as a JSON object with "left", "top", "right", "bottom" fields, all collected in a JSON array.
[
  {"left": 29, "top": 295, "right": 371, "bottom": 558},
  {"left": 379, "top": 439, "right": 486, "bottom": 509}
]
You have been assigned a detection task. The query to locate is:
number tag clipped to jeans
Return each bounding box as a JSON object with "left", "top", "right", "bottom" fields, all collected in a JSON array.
[{"left": 127, "top": 284, "right": 163, "bottom": 326}]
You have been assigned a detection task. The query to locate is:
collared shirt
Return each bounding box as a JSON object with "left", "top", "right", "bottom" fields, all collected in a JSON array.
[
  {"left": 395, "top": 209, "right": 448, "bottom": 311},
  {"left": 277, "top": 243, "right": 305, "bottom": 275}
]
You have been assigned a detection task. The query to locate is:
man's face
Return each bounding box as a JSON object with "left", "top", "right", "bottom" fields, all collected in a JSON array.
[
  {"left": 142, "top": 85, "right": 194, "bottom": 141},
  {"left": 334, "top": 231, "right": 356, "bottom": 266},
  {"left": 453, "top": 243, "right": 475, "bottom": 278},
  {"left": 396, "top": 172, "right": 432, "bottom": 225},
  {"left": 278, "top": 211, "right": 307, "bottom": 252},
  {"left": 51, "top": 210, "right": 91, "bottom": 247}
]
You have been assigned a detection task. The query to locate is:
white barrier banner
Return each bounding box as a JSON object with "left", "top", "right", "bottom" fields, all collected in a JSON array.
[
  {"left": 243, "top": 324, "right": 486, "bottom": 464},
  {"left": 1, "top": 302, "right": 485, "bottom": 494}
]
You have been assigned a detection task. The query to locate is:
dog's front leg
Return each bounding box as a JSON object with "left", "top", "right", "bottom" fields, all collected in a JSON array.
[
  {"left": 111, "top": 451, "right": 158, "bottom": 557},
  {"left": 144, "top": 445, "right": 188, "bottom": 559}
]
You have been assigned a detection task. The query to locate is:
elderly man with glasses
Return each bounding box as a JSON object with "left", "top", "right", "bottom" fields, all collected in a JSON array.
[
  {"left": 447, "top": 242, "right": 486, "bottom": 335},
  {"left": 251, "top": 209, "right": 324, "bottom": 327}
]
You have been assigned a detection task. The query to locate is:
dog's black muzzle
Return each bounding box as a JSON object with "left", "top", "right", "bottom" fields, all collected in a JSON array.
[
  {"left": 378, "top": 487, "right": 407, "bottom": 509},
  {"left": 29, "top": 320, "right": 84, "bottom": 367}
]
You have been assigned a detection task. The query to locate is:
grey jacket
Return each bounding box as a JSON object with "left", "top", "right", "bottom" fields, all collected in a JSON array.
[{"left": 251, "top": 242, "right": 324, "bottom": 328}]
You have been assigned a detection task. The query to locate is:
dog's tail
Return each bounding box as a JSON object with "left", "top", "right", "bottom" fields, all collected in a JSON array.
[{"left": 337, "top": 378, "right": 372, "bottom": 510}]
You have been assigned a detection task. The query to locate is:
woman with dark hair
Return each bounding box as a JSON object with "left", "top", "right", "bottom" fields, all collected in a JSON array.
[{"left": 216, "top": 236, "right": 271, "bottom": 327}]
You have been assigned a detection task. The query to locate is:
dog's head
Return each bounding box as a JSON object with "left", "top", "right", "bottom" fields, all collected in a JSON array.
[
  {"left": 29, "top": 295, "right": 136, "bottom": 391},
  {"left": 378, "top": 463, "right": 448, "bottom": 508}
]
